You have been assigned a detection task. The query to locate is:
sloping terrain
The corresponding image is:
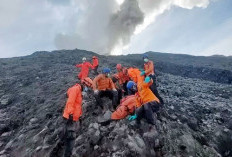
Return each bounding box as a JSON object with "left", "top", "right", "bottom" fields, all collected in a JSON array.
[
  {"left": 112, "top": 52, "right": 232, "bottom": 84},
  {"left": 0, "top": 49, "right": 231, "bottom": 157}
]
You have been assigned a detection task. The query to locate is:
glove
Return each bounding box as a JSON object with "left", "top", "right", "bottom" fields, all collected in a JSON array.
[
  {"left": 113, "top": 88, "right": 117, "bottom": 91},
  {"left": 94, "top": 90, "right": 99, "bottom": 94},
  {"left": 140, "top": 71, "right": 145, "bottom": 76},
  {"left": 144, "top": 76, "right": 151, "bottom": 83},
  {"left": 128, "top": 114, "right": 137, "bottom": 121}
]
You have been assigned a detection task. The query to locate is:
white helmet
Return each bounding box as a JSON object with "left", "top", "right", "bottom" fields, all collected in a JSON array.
[{"left": 82, "top": 57, "right": 86, "bottom": 61}]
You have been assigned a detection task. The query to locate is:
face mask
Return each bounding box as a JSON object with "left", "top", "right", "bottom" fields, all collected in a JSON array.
[
  {"left": 144, "top": 58, "right": 149, "bottom": 62},
  {"left": 105, "top": 73, "right": 110, "bottom": 77}
]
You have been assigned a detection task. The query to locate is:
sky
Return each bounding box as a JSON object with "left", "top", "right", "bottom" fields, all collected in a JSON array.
[{"left": 0, "top": 0, "right": 231, "bottom": 58}]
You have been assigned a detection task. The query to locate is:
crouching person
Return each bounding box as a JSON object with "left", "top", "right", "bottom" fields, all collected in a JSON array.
[
  {"left": 62, "top": 83, "right": 83, "bottom": 157},
  {"left": 127, "top": 78, "right": 161, "bottom": 125},
  {"left": 93, "top": 68, "right": 118, "bottom": 110}
]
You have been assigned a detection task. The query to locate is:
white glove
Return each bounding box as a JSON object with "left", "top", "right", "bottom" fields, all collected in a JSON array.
[
  {"left": 113, "top": 88, "right": 117, "bottom": 91},
  {"left": 94, "top": 90, "right": 99, "bottom": 94}
]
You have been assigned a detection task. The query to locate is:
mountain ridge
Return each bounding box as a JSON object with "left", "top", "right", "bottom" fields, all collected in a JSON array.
[{"left": 0, "top": 49, "right": 231, "bottom": 157}]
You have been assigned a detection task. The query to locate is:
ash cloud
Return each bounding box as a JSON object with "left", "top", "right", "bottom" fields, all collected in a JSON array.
[
  {"left": 107, "top": 0, "right": 144, "bottom": 55},
  {"left": 54, "top": 0, "right": 210, "bottom": 55}
]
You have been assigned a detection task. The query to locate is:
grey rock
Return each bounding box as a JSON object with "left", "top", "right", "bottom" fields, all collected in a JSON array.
[
  {"left": 30, "top": 118, "right": 38, "bottom": 124},
  {"left": 0, "top": 49, "right": 231, "bottom": 157},
  {"left": 187, "top": 117, "right": 198, "bottom": 131},
  {"left": 1, "top": 132, "right": 11, "bottom": 137},
  {"left": 35, "top": 146, "right": 42, "bottom": 151},
  {"left": 5, "top": 140, "right": 14, "bottom": 150},
  {"left": 94, "top": 145, "right": 99, "bottom": 150},
  {"left": 97, "top": 110, "right": 112, "bottom": 124},
  {"left": 0, "top": 96, "right": 11, "bottom": 105},
  {"left": 228, "top": 119, "right": 232, "bottom": 130}
]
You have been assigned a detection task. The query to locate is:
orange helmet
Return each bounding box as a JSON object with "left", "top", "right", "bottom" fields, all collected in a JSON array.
[{"left": 116, "top": 64, "right": 122, "bottom": 70}]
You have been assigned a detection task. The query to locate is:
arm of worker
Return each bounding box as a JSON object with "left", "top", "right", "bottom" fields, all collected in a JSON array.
[{"left": 75, "top": 64, "right": 82, "bottom": 68}]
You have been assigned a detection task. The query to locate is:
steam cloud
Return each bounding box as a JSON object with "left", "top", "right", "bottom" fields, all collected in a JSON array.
[
  {"left": 54, "top": 0, "right": 210, "bottom": 55},
  {"left": 108, "top": 0, "right": 144, "bottom": 55}
]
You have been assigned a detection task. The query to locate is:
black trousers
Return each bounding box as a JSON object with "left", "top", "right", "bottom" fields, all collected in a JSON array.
[
  {"left": 93, "top": 66, "right": 99, "bottom": 75},
  {"left": 94, "top": 90, "right": 118, "bottom": 109},
  {"left": 149, "top": 74, "right": 164, "bottom": 104},
  {"left": 136, "top": 101, "right": 160, "bottom": 125},
  {"left": 63, "top": 120, "right": 80, "bottom": 157},
  {"left": 117, "top": 89, "right": 123, "bottom": 105},
  {"left": 122, "top": 81, "right": 128, "bottom": 96}
]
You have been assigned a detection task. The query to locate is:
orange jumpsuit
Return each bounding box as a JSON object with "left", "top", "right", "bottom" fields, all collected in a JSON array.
[
  {"left": 127, "top": 67, "right": 144, "bottom": 84},
  {"left": 137, "top": 80, "right": 160, "bottom": 104},
  {"left": 135, "top": 81, "right": 160, "bottom": 125},
  {"left": 76, "top": 62, "right": 93, "bottom": 80},
  {"left": 111, "top": 95, "right": 139, "bottom": 120},
  {"left": 117, "top": 67, "right": 130, "bottom": 85},
  {"left": 63, "top": 84, "right": 82, "bottom": 121},
  {"left": 93, "top": 74, "right": 116, "bottom": 91}
]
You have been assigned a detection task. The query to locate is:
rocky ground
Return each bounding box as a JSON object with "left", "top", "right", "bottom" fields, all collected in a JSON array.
[{"left": 0, "top": 49, "right": 231, "bottom": 157}]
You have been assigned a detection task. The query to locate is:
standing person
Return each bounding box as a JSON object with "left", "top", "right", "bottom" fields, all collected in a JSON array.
[
  {"left": 116, "top": 64, "right": 130, "bottom": 95},
  {"left": 93, "top": 68, "right": 118, "bottom": 110},
  {"left": 127, "top": 78, "right": 161, "bottom": 125},
  {"left": 76, "top": 57, "right": 93, "bottom": 81},
  {"left": 140, "top": 54, "right": 164, "bottom": 104},
  {"left": 62, "top": 83, "right": 83, "bottom": 157},
  {"left": 92, "top": 56, "right": 99, "bottom": 75}
]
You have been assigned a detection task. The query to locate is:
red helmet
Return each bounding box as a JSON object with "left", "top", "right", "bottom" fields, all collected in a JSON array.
[
  {"left": 92, "top": 56, "right": 97, "bottom": 59},
  {"left": 116, "top": 64, "right": 122, "bottom": 70}
]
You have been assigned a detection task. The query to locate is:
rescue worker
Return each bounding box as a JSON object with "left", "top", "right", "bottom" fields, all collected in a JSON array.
[
  {"left": 62, "top": 83, "right": 82, "bottom": 157},
  {"left": 140, "top": 54, "right": 164, "bottom": 104},
  {"left": 93, "top": 68, "right": 118, "bottom": 110},
  {"left": 127, "top": 67, "right": 144, "bottom": 95},
  {"left": 127, "top": 78, "right": 161, "bottom": 125},
  {"left": 76, "top": 57, "right": 93, "bottom": 81},
  {"left": 116, "top": 64, "right": 130, "bottom": 95},
  {"left": 92, "top": 56, "right": 99, "bottom": 75}
]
